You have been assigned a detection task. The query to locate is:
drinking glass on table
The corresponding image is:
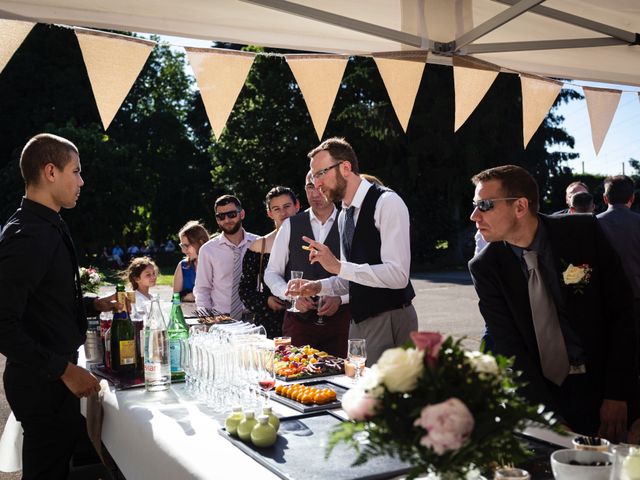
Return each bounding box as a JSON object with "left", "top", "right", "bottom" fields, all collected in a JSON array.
[
  {"left": 347, "top": 338, "right": 366, "bottom": 383},
  {"left": 287, "top": 270, "right": 304, "bottom": 312},
  {"left": 256, "top": 345, "right": 276, "bottom": 406}
]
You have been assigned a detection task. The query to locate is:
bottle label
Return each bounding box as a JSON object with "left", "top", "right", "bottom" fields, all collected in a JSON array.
[
  {"left": 119, "top": 340, "right": 136, "bottom": 365},
  {"left": 145, "top": 362, "right": 162, "bottom": 381},
  {"left": 169, "top": 340, "right": 182, "bottom": 373}
]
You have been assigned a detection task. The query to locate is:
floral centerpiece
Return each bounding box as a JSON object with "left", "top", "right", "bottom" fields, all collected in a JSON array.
[
  {"left": 79, "top": 266, "right": 103, "bottom": 294},
  {"left": 327, "top": 332, "right": 559, "bottom": 479}
]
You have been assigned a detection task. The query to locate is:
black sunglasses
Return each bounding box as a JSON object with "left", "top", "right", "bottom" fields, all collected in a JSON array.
[
  {"left": 215, "top": 210, "right": 240, "bottom": 221},
  {"left": 472, "top": 197, "right": 519, "bottom": 212}
]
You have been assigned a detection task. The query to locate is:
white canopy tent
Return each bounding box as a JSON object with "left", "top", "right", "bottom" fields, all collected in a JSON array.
[{"left": 0, "top": 0, "right": 638, "bottom": 87}]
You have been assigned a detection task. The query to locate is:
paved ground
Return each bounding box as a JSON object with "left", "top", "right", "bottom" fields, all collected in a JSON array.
[{"left": 0, "top": 271, "right": 483, "bottom": 479}]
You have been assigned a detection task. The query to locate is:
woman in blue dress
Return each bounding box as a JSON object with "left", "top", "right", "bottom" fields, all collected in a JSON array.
[{"left": 172, "top": 221, "right": 210, "bottom": 302}]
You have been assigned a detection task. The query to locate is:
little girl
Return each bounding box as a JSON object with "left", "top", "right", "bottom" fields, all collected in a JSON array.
[{"left": 123, "top": 256, "right": 158, "bottom": 312}]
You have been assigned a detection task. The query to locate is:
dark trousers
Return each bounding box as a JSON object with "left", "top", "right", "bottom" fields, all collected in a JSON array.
[
  {"left": 4, "top": 362, "right": 84, "bottom": 480},
  {"left": 283, "top": 307, "right": 350, "bottom": 358}
]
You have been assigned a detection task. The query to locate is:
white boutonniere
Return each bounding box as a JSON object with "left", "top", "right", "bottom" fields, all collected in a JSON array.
[{"left": 562, "top": 263, "right": 592, "bottom": 294}]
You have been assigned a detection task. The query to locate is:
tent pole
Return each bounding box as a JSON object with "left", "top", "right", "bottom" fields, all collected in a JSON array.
[
  {"left": 240, "top": 0, "right": 426, "bottom": 48},
  {"left": 454, "top": 0, "right": 545, "bottom": 51},
  {"left": 493, "top": 0, "right": 638, "bottom": 44},
  {"left": 463, "top": 37, "right": 628, "bottom": 54}
]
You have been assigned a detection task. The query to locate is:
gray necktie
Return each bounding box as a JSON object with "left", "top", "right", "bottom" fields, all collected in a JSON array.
[
  {"left": 229, "top": 245, "right": 244, "bottom": 320},
  {"left": 522, "top": 250, "right": 569, "bottom": 386},
  {"left": 341, "top": 206, "right": 356, "bottom": 260}
]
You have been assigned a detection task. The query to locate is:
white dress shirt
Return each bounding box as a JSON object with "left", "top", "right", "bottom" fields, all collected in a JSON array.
[
  {"left": 194, "top": 229, "right": 256, "bottom": 313},
  {"left": 264, "top": 207, "right": 348, "bottom": 304},
  {"left": 320, "top": 178, "right": 412, "bottom": 297}
]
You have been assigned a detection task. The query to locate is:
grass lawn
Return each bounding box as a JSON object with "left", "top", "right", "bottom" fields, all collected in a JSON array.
[{"left": 101, "top": 265, "right": 174, "bottom": 287}]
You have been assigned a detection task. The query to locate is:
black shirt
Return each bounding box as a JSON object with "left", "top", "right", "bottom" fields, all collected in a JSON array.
[{"left": 0, "top": 197, "right": 95, "bottom": 380}]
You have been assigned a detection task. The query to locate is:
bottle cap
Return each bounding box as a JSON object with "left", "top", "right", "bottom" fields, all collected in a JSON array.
[
  {"left": 257, "top": 415, "right": 269, "bottom": 423},
  {"left": 244, "top": 411, "right": 255, "bottom": 418},
  {"left": 262, "top": 406, "right": 272, "bottom": 414}
]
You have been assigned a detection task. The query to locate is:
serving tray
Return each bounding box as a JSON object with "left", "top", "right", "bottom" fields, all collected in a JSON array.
[
  {"left": 270, "top": 379, "right": 348, "bottom": 413},
  {"left": 90, "top": 363, "right": 184, "bottom": 390},
  {"left": 219, "top": 411, "right": 411, "bottom": 480}
]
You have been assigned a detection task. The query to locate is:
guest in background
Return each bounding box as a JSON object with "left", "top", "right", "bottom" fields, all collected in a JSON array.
[
  {"left": 553, "top": 181, "right": 589, "bottom": 215},
  {"left": 127, "top": 243, "right": 140, "bottom": 259},
  {"left": 194, "top": 195, "right": 256, "bottom": 319},
  {"left": 111, "top": 244, "right": 124, "bottom": 267},
  {"left": 173, "top": 221, "right": 210, "bottom": 303},
  {"left": 266, "top": 171, "right": 351, "bottom": 357},
  {"left": 568, "top": 191, "right": 595, "bottom": 214},
  {"left": 240, "top": 187, "right": 299, "bottom": 338},
  {"left": 124, "top": 256, "right": 159, "bottom": 311}
]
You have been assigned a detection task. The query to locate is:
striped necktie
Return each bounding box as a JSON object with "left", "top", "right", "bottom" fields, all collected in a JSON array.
[{"left": 229, "top": 245, "right": 244, "bottom": 320}]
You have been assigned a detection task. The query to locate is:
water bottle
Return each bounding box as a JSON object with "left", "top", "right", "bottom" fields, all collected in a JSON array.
[
  {"left": 167, "top": 293, "right": 189, "bottom": 381},
  {"left": 144, "top": 295, "right": 171, "bottom": 392}
]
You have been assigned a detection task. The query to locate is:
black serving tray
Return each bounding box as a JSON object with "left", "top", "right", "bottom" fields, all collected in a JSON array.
[
  {"left": 270, "top": 379, "right": 348, "bottom": 413},
  {"left": 276, "top": 369, "right": 345, "bottom": 382},
  {"left": 90, "top": 363, "right": 184, "bottom": 390},
  {"left": 514, "top": 432, "right": 564, "bottom": 480},
  {"left": 219, "top": 410, "right": 411, "bottom": 480}
]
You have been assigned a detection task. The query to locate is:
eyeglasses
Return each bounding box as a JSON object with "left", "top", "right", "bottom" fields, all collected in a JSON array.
[
  {"left": 311, "top": 162, "right": 343, "bottom": 180},
  {"left": 472, "top": 197, "right": 520, "bottom": 212},
  {"left": 179, "top": 242, "right": 190, "bottom": 250},
  {"left": 215, "top": 210, "right": 240, "bottom": 221},
  {"left": 304, "top": 183, "right": 317, "bottom": 191}
]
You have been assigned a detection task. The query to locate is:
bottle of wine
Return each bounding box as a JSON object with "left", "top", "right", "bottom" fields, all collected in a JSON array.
[
  {"left": 144, "top": 295, "right": 171, "bottom": 391},
  {"left": 110, "top": 285, "right": 136, "bottom": 374},
  {"left": 167, "top": 293, "right": 189, "bottom": 381},
  {"left": 128, "top": 291, "right": 145, "bottom": 376}
]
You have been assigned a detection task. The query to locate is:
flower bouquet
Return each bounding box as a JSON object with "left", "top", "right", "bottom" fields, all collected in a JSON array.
[
  {"left": 327, "top": 332, "right": 559, "bottom": 479},
  {"left": 79, "top": 266, "right": 103, "bottom": 294}
]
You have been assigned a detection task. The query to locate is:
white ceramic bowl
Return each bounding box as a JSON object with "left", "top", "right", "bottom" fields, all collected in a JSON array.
[{"left": 551, "top": 449, "right": 612, "bottom": 480}]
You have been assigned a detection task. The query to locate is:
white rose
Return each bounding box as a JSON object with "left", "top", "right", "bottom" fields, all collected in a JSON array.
[
  {"left": 376, "top": 348, "right": 424, "bottom": 393},
  {"left": 359, "top": 365, "right": 383, "bottom": 397},
  {"left": 563, "top": 264, "right": 586, "bottom": 285},
  {"left": 465, "top": 351, "right": 498, "bottom": 375}
]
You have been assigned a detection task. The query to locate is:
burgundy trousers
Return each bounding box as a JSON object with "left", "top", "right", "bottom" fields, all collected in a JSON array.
[{"left": 282, "top": 306, "right": 350, "bottom": 358}]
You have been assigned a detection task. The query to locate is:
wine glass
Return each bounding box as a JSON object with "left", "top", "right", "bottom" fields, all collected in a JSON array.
[
  {"left": 347, "top": 338, "right": 366, "bottom": 383},
  {"left": 314, "top": 295, "right": 326, "bottom": 326},
  {"left": 256, "top": 345, "right": 276, "bottom": 406},
  {"left": 287, "top": 270, "right": 304, "bottom": 312}
]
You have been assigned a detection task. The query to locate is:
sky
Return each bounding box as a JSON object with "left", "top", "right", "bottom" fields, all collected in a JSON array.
[{"left": 152, "top": 35, "right": 640, "bottom": 177}]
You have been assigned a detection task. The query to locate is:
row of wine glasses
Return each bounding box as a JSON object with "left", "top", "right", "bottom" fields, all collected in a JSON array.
[{"left": 287, "top": 270, "right": 328, "bottom": 326}]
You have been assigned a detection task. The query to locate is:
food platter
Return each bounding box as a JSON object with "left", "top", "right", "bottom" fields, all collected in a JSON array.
[
  {"left": 274, "top": 344, "right": 344, "bottom": 380},
  {"left": 270, "top": 379, "right": 348, "bottom": 413}
]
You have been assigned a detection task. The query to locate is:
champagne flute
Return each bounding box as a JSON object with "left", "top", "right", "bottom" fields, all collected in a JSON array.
[
  {"left": 287, "top": 270, "right": 304, "bottom": 312},
  {"left": 256, "top": 345, "right": 276, "bottom": 406},
  {"left": 314, "top": 295, "right": 326, "bottom": 326},
  {"left": 347, "top": 338, "right": 366, "bottom": 383}
]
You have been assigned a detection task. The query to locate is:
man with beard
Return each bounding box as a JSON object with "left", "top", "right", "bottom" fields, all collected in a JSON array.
[
  {"left": 194, "top": 195, "right": 256, "bottom": 319},
  {"left": 264, "top": 171, "right": 350, "bottom": 357},
  {"left": 286, "top": 137, "right": 417, "bottom": 365}
]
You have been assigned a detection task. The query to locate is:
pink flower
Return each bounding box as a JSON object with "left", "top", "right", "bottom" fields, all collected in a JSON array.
[
  {"left": 411, "top": 331, "right": 444, "bottom": 368},
  {"left": 413, "top": 398, "right": 474, "bottom": 455},
  {"left": 342, "top": 387, "right": 380, "bottom": 421}
]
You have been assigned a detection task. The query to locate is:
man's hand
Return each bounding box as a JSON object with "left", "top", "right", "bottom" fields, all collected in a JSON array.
[
  {"left": 318, "top": 296, "right": 341, "bottom": 317},
  {"left": 61, "top": 363, "right": 101, "bottom": 398},
  {"left": 295, "top": 296, "right": 316, "bottom": 313},
  {"left": 182, "top": 292, "right": 196, "bottom": 303},
  {"left": 598, "top": 398, "right": 627, "bottom": 442},
  {"left": 267, "top": 296, "right": 287, "bottom": 312},
  {"left": 286, "top": 279, "right": 321, "bottom": 298},
  {"left": 302, "top": 236, "right": 341, "bottom": 275},
  {"left": 93, "top": 293, "right": 126, "bottom": 313}
]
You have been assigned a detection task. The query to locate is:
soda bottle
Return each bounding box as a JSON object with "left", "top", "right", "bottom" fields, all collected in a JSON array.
[
  {"left": 167, "top": 293, "right": 189, "bottom": 381},
  {"left": 144, "top": 295, "right": 171, "bottom": 391}
]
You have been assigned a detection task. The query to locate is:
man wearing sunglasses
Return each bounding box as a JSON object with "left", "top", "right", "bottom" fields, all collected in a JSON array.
[
  {"left": 194, "top": 194, "right": 256, "bottom": 319},
  {"left": 286, "top": 137, "right": 417, "bottom": 365},
  {"left": 468, "top": 165, "right": 638, "bottom": 442}
]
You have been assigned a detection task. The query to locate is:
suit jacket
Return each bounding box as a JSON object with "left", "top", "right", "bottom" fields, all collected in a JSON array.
[
  {"left": 597, "top": 205, "right": 640, "bottom": 299},
  {"left": 468, "top": 213, "right": 637, "bottom": 417}
]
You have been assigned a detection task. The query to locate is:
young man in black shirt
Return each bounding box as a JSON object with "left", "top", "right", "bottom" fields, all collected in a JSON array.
[{"left": 0, "top": 133, "right": 118, "bottom": 479}]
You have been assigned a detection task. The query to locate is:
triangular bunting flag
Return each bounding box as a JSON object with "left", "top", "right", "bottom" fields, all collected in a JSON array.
[
  {"left": 0, "top": 20, "right": 35, "bottom": 75},
  {"left": 75, "top": 29, "right": 155, "bottom": 130},
  {"left": 583, "top": 87, "right": 621, "bottom": 155},
  {"left": 453, "top": 57, "right": 499, "bottom": 132},
  {"left": 520, "top": 75, "right": 563, "bottom": 148},
  {"left": 373, "top": 51, "right": 428, "bottom": 132},
  {"left": 186, "top": 47, "right": 255, "bottom": 139},
  {"left": 286, "top": 55, "right": 348, "bottom": 140}
]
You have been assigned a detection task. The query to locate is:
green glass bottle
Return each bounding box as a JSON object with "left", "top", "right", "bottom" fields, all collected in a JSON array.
[
  {"left": 110, "top": 287, "right": 136, "bottom": 374},
  {"left": 167, "top": 293, "right": 189, "bottom": 381}
]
